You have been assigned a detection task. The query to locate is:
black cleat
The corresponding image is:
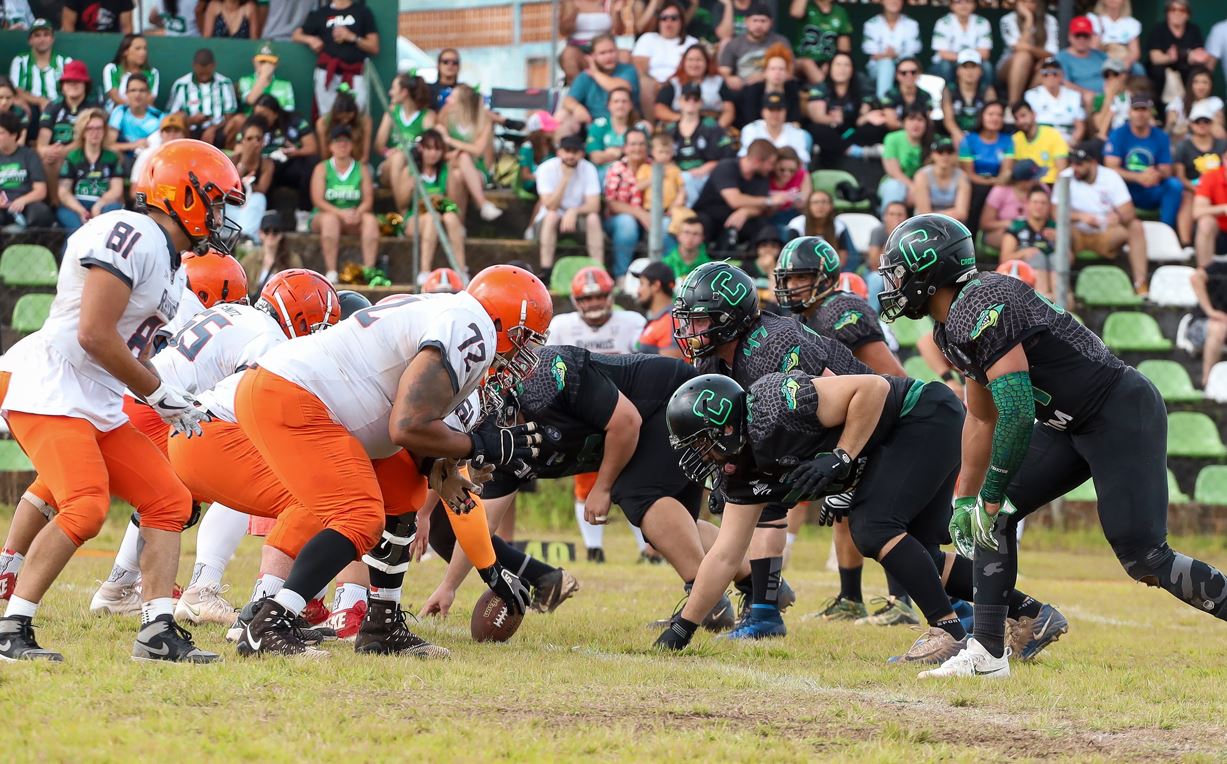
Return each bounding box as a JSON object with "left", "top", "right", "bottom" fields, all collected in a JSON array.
[
  {"left": 236, "top": 598, "right": 328, "bottom": 658},
  {"left": 354, "top": 598, "right": 449, "bottom": 658},
  {"left": 0, "top": 616, "right": 63, "bottom": 662},
  {"left": 530, "top": 568, "right": 581, "bottom": 614},
  {"left": 703, "top": 594, "right": 737, "bottom": 631},
  {"left": 132, "top": 614, "right": 219, "bottom": 663},
  {"left": 227, "top": 600, "right": 333, "bottom": 645}
]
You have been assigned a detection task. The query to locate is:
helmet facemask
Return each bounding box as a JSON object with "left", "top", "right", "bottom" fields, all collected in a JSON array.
[
  {"left": 194, "top": 172, "right": 245, "bottom": 256},
  {"left": 773, "top": 269, "right": 836, "bottom": 313},
  {"left": 672, "top": 307, "right": 737, "bottom": 360},
  {"left": 669, "top": 422, "right": 744, "bottom": 483}
]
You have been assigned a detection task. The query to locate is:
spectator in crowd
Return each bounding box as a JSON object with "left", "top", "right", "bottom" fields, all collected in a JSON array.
[
  {"left": 1011, "top": 121, "right": 1062, "bottom": 180},
  {"left": 403, "top": 129, "right": 466, "bottom": 282},
  {"left": 294, "top": 0, "right": 379, "bottom": 113},
  {"left": 107, "top": 74, "right": 162, "bottom": 158},
  {"left": 259, "top": 0, "right": 313, "bottom": 41},
  {"left": 203, "top": 0, "right": 255, "bottom": 39},
  {"left": 668, "top": 82, "right": 733, "bottom": 205},
  {"left": 981, "top": 158, "right": 1044, "bottom": 249},
  {"left": 787, "top": 188, "right": 852, "bottom": 264},
  {"left": 929, "top": 0, "right": 994, "bottom": 84},
  {"left": 429, "top": 48, "right": 462, "bottom": 111},
  {"left": 787, "top": 0, "right": 852, "bottom": 85},
  {"left": 36, "top": 60, "right": 96, "bottom": 207},
  {"left": 861, "top": 0, "right": 921, "bottom": 100},
  {"left": 632, "top": 259, "right": 682, "bottom": 358},
  {"left": 691, "top": 0, "right": 755, "bottom": 44},
  {"left": 602, "top": 128, "right": 652, "bottom": 277},
  {"left": 168, "top": 48, "right": 236, "bottom": 146},
  {"left": 878, "top": 107, "right": 931, "bottom": 214},
  {"left": 8, "top": 19, "right": 68, "bottom": 112},
  {"left": 376, "top": 73, "right": 435, "bottom": 212},
  {"left": 1192, "top": 145, "right": 1227, "bottom": 268},
  {"left": 692, "top": 137, "right": 780, "bottom": 249},
  {"left": 518, "top": 129, "right": 553, "bottom": 197},
  {"left": 1025, "top": 57, "right": 1086, "bottom": 145},
  {"left": 717, "top": 2, "right": 791, "bottom": 92},
  {"left": 1147, "top": 0, "right": 1212, "bottom": 107},
  {"left": 663, "top": 216, "right": 712, "bottom": 278},
  {"left": 316, "top": 87, "right": 370, "bottom": 163},
  {"left": 310, "top": 124, "right": 379, "bottom": 283},
  {"left": 239, "top": 43, "right": 297, "bottom": 114},
  {"left": 1208, "top": 18, "right": 1227, "bottom": 86},
  {"left": 1188, "top": 260, "right": 1227, "bottom": 387},
  {"left": 560, "top": 0, "right": 626, "bottom": 53},
  {"left": 632, "top": 1, "right": 698, "bottom": 115},
  {"left": 560, "top": 34, "right": 641, "bottom": 132},
  {"left": 942, "top": 49, "right": 997, "bottom": 148},
  {"left": 961, "top": 101, "right": 1015, "bottom": 185},
  {"left": 914, "top": 136, "right": 971, "bottom": 221},
  {"left": 534, "top": 133, "right": 603, "bottom": 271},
  {"left": 768, "top": 145, "right": 808, "bottom": 228},
  {"left": 1058, "top": 16, "right": 1108, "bottom": 107},
  {"left": 999, "top": 0, "right": 1059, "bottom": 104},
  {"left": 804, "top": 52, "right": 872, "bottom": 163},
  {"left": 146, "top": 0, "right": 200, "bottom": 36},
  {"left": 586, "top": 86, "right": 640, "bottom": 184},
  {"left": 1, "top": 0, "right": 34, "bottom": 29},
  {"left": 1105, "top": 93, "right": 1183, "bottom": 231},
  {"left": 865, "top": 200, "right": 908, "bottom": 309},
  {"left": 638, "top": 131, "right": 687, "bottom": 233},
  {"left": 1175, "top": 103, "right": 1227, "bottom": 247},
  {"left": 654, "top": 43, "right": 734, "bottom": 128},
  {"left": 63, "top": 0, "right": 133, "bottom": 33},
  {"left": 1062, "top": 142, "right": 1150, "bottom": 293},
  {"left": 100, "top": 34, "right": 159, "bottom": 111},
  {"left": 1165, "top": 67, "right": 1225, "bottom": 142},
  {"left": 54, "top": 107, "right": 122, "bottom": 231},
  {"left": 999, "top": 186, "right": 1057, "bottom": 297},
  {"left": 878, "top": 57, "right": 932, "bottom": 133},
  {"left": 737, "top": 44, "right": 803, "bottom": 128},
  {"left": 738, "top": 92, "right": 810, "bottom": 168},
  {"left": 1090, "top": 57, "right": 1133, "bottom": 140},
  {"left": 0, "top": 78, "right": 30, "bottom": 144},
  {"left": 127, "top": 112, "right": 186, "bottom": 192},
  {"left": 253, "top": 93, "right": 317, "bottom": 210},
  {"left": 228, "top": 116, "right": 273, "bottom": 243},
  {"left": 439, "top": 83, "right": 503, "bottom": 222},
  {"left": 0, "top": 112, "right": 52, "bottom": 230},
  {"left": 746, "top": 226, "right": 786, "bottom": 309},
  {"left": 243, "top": 210, "right": 302, "bottom": 295},
  {"left": 1090, "top": 0, "right": 1143, "bottom": 74}
]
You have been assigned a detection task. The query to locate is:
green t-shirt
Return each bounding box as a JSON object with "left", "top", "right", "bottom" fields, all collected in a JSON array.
[
  {"left": 238, "top": 75, "right": 296, "bottom": 114},
  {"left": 882, "top": 130, "right": 922, "bottom": 179},
  {"left": 321, "top": 158, "right": 363, "bottom": 210},
  {"left": 793, "top": 2, "right": 852, "bottom": 63},
  {"left": 60, "top": 147, "right": 123, "bottom": 204},
  {"left": 663, "top": 245, "right": 712, "bottom": 279},
  {"left": 585, "top": 117, "right": 628, "bottom": 166}
]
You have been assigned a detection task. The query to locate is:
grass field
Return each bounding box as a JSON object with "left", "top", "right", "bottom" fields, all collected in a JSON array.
[{"left": 5, "top": 503, "right": 1227, "bottom": 763}]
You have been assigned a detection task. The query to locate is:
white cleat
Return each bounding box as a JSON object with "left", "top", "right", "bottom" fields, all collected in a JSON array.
[
  {"left": 89, "top": 580, "right": 143, "bottom": 616},
  {"left": 919, "top": 637, "right": 1011, "bottom": 679},
  {"left": 174, "top": 582, "right": 237, "bottom": 625}
]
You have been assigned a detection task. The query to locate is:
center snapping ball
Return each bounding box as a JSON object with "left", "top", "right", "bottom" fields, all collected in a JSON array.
[{"left": 470, "top": 590, "right": 524, "bottom": 642}]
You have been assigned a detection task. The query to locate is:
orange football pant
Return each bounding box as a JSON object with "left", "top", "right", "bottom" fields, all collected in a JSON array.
[{"left": 574, "top": 471, "right": 597, "bottom": 501}]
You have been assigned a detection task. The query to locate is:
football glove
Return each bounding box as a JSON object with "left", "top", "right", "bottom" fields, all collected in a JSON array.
[
  {"left": 653, "top": 616, "right": 695, "bottom": 651},
  {"left": 971, "top": 496, "right": 1001, "bottom": 553},
  {"left": 143, "top": 381, "right": 209, "bottom": 438},
  {"left": 816, "top": 491, "right": 854, "bottom": 526},
  {"left": 428, "top": 459, "right": 478, "bottom": 514},
  {"left": 478, "top": 562, "right": 530, "bottom": 615},
  {"left": 949, "top": 496, "right": 976, "bottom": 557},
  {"left": 467, "top": 419, "right": 545, "bottom": 468},
  {"left": 783, "top": 448, "right": 852, "bottom": 501}
]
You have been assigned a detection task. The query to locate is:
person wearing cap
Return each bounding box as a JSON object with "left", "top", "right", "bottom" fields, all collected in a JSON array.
[
  {"left": 738, "top": 91, "right": 811, "bottom": 169},
  {"left": 1061, "top": 141, "right": 1150, "bottom": 292},
  {"left": 63, "top": 0, "right": 134, "bottom": 34},
  {"left": 145, "top": 0, "right": 201, "bottom": 36},
  {"left": 662, "top": 216, "right": 713, "bottom": 279},
  {"left": 633, "top": 260, "right": 683, "bottom": 358},
  {"left": 535, "top": 133, "right": 604, "bottom": 273},
  {"left": 36, "top": 60, "right": 99, "bottom": 207},
  {"left": 108, "top": 74, "right": 164, "bottom": 159},
  {"left": 1024, "top": 57, "right": 1086, "bottom": 145},
  {"left": 1089, "top": 0, "right": 1143, "bottom": 72},
  {"left": 1058, "top": 16, "right": 1109, "bottom": 107},
  {"left": 1145, "top": 0, "right": 1211, "bottom": 108},
  {"left": 914, "top": 136, "right": 971, "bottom": 221},
  {"left": 981, "top": 157, "right": 1045, "bottom": 249},
  {"left": 246, "top": 210, "right": 304, "bottom": 298},
  {"left": 788, "top": 0, "right": 853, "bottom": 85},
  {"left": 942, "top": 50, "right": 998, "bottom": 147},
  {"left": 239, "top": 43, "right": 297, "bottom": 114},
  {"left": 1089, "top": 57, "right": 1132, "bottom": 140},
  {"left": 309, "top": 124, "right": 380, "bottom": 284},
  {"left": 1000, "top": 185, "right": 1058, "bottom": 297},
  {"left": 1104, "top": 93, "right": 1183, "bottom": 231},
  {"left": 861, "top": 0, "right": 921, "bottom": 100},
  {"left": 1164, "top": 67, "right": 1224, "bottom": 143},
  {"left": 8, "top": 19, "right": 70, "bottom": 111},
  {"left": 667, "top": 81, "right": 734, "bottom": 205},
  {"left": 101, "top": 34, "right": 160, "bottom": 111},
  {"left": 746, "top": 225, "right": 786, "bottom": 310},
  {"left": 1175, "top": 102, "right": 1227, "bottom": 251},
  {"left": 1190, "top": 140, "right": 1227, "bottom": 269},
  {"left": 126, "top": 113, "right": 187, "bottom": 193},
  {"left": 929, "top": 0, "right": 994, "bottom": 85},
  {"left": 998, "top": 0, "right": 1059, "bottom": 104},
  {"left": 167, "top": 48, "right": 237, "bottom": 146},
  {"left": 717, "top": 2, "right": 791, "bottom": 91}
]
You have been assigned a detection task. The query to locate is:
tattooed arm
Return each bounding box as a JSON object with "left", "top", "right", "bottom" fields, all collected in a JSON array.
[{"left": 389, "top": 347, "right": 473, "bottom": 458}]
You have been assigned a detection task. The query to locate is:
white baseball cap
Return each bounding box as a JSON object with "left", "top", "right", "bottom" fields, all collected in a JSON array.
[
  {"left": 624, "top": 257, "right": 652, "bottom": 295},
  {"left": 1190, "top": 101, "right": 1220, "bottom": 123},
  {"left": 956, "top": 49, "right": 983, "bottom": 66}
]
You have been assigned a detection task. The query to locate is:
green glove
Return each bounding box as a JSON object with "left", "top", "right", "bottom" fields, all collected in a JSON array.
[
  {"left": 949, "top": 496, "right": 976, "bottom": 557},
  {"left": 971, "top": 496, "right": 1001, "bottom": 553}
]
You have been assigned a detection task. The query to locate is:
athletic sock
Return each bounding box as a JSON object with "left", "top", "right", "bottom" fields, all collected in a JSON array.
[
  {"left": 371, "top": 587, "right": 401, "bottom": 604},
  {"left": 106, "top": 563, "right": 140, "bottom": 587},
  {"left": 974, "top": 604, "right": 1009, "bottom": 658},
  {"left": 281, "top": 529, "right": 356, "bottom": 615},
  {"left": 750, "top": 556, "right": 783, "bottom": 609},
  {"left": 630, "top": 524, "right": 648, "bottom": 553},
  {"left": 188, "top": 562, "right": 223, "bottom": 590},
  {"left": 884, "top": 570, "right": 912, "bottom": 605},
  {"left": 837, "top": 565, "right": 863, "bottom": 603},
  {"left": 252, "top": 573, "right": 284, "bottom": 601},
  {"left": 0, "top": 548, "right": 24, "bottom": 578},
  {"left": 575, "top": 501, "right": 604, "bottom": 551},
  {"left": 1007, "top": 592, "right": 1042, "bottom": 620},
  {"left": 190, "top": 503, "right": 249, "bottom": 587},
  {"left": 734, "top": 574, "right": 752, "bottom": 598},
  {"left": 933, "top": 614, "right": 966, "bottom": 641},
  {"left": 878, "top": 536, "right": 960, "bottom": 636},
  {"left": 4, "top": 596, "right": 37, "bottom": 619},
  {"left": 272, "top": 588, "right": 307, "bottom": 617},
  {"left": 332, "top": 582, "right": 368, "bottom": 612},
  {"left": 112, "top": 522, "right": 142, "bottom": 584},
  {"left": 141, "top": 597, "right": 174, "bottom": 625},
  {"left": 493, "top": 535, "right": 552, "bottom": 585}
]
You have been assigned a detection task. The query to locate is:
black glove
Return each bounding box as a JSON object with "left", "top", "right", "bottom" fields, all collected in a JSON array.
[
  {"left": 478, "top": 562, "right": 530, "bottom": 615},
  {"left": 468, "top": 419, "right": 544, "bottom": 468},
  {"left": 816, "top": 491, "right": 853, "bottom": 526},
  {"left": 653, "top": 616, "right": 696, "bottom": 651},
  {"left": 184, "top": 501, "right": 202, "bottom": 530},
  {"left": 708, "top": 485, "right": 726, "bottom": 516},
  {"left": 784, "top": 448, "right": 853, "bottom": 502}
]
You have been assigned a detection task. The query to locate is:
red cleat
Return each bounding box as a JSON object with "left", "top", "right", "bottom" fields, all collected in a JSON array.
[
  {"left": 326, "top": 600, "right": 367, "bottom": 641},
  {"left": 302, "top": 597, "right": 332, "bottom": 627},
  {"left": 0, "top": 571, "right": 16, "bottom": 601}
]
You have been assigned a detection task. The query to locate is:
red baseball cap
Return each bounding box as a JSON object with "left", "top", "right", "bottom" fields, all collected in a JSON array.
[
  {"left": 60, "top": 59, "right": 90, "bottom": 83},
  {"left": 1069, "top": 16, "right": 1094, "bottom": 36}
]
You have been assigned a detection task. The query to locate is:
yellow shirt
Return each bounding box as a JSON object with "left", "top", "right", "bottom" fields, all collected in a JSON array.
[
  {"left": 1013, "top": 125, "right": 1069, "bottom": 184},
  {"left": 636, "top": 162, "right": 685, "bottom": 211}
]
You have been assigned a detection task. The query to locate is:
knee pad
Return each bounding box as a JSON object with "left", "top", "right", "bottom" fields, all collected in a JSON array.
[
  {"left": 849, "top": 513, "right": 903, "bottom": 560},
  {"left": 22, "top": 490, "right": 56, "bottom": 521},
  {"left": 756, "top": 521, "right": 787, "bottom": 530},
  {"left": 1119, "top": 542, "right": 1175, "bottom": 587},
  {"left": 362, "top": 514, "right": 417, "bottom": 575}
]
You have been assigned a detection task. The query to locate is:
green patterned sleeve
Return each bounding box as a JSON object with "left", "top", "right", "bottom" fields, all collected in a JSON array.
[{"left": 981, "top": 370, "right": 1036, "bottom": 504}]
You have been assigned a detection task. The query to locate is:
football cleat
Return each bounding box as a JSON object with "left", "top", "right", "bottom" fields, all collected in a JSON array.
[
  {"left": 354, "top": 598, "right": 449, "bottom": 658},
  {"left": 777, "top": 578, "right": 796, "bottom": 611},
  {"left": 919, "top": 637, "right": 1011, "bottom": 679},
  {"left": 1007, "top": 603, "right": 1069, "bottom": 661},
  {"left": 301, "top": 597, "right": 332, "bottom": 626},
  {"left": 327, "top": 600, "right": 368, "bottom": 641},
  {"left": 807, "top": 595, "right": 867, "bottom": 622},
  {"left": 0, "top": 616, "right": 63, "bottom": 662},
  {"left": 132, "top": 615, "right": 219, "bottom": 663},
  {"left": 174, "top": 582, "right": 237, "bottom": 625},
  {"left": 647, "top": 591, "right": 735, "bottom": 632},
  {"left": 89, "top": 580, "right": 143, "bottom": 616},
  {"left": 888, "top": 627, "right": 967, "bottom": 665},
  {"left": 0, "top": 570, "right": 16, "bottom": 601},
  {"left": 530, "top": 569, "right": 580, "bottom": 614},
  {"left": 236, "top": 599, "right": 328, "bottom": 658},
  {"left": 227, "top": 600, "right": 332, "bottom": 645},
  {"left": 721, "top": 606, "right": 786, "bottom": 641},
  {"left": 854, "top": 596, "right": 921, "bottom": 627}
]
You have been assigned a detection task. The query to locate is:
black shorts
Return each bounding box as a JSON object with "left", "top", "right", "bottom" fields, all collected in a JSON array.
[
  {"left": 759, "top": 503, "right": 790, "bottom": 525},
  {"left": 611, "top": 409, "right": 703, "bottom": 526}
]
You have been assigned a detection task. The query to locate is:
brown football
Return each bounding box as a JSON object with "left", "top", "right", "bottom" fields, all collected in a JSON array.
[{"left": 470, "top": 589, "right": 524, "bottom": 643}]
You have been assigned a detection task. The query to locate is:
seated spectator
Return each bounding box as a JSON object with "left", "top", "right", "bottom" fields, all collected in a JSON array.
[
  {"left": 586, "top": 87, "right": 643, "bottom": 185},
  {"left": 1062, "top": 141, "right": 1149, "bottom": 293},
  {"left": 668, "top": 83, "right": 734, "bottom": 205},
  {"left": 1192, "top": 146, "right": 1227, "bottom": 268},
  {"left": 878, "top": 107, "right": 931, "bottom": 214},
  {"left": 403, "top": 129, "right": 466, "bottom": 282},
  {"left": 717, "top": 2, "right": 791, "bottom": 93},
  {"left": 560, "top": 0, "right": 623, "bottom": 53},
  {"left": 1188, "top": 259, "right": 1227, "bottom": 386},
  {"left": 316, "top": 87, "right": 371, "bottom": 163},
  {"left": 243, "top": 210, "right": 303, "bottom": 296},
  {"left": 1058, "top": 16, "right": 1108, "bottom": 108},
  {"left": 862, "top": 0, "right": 921, "bottom": 100},
  {"left": 1105, "top": 94, "right": 1183, "bottom": 232},
  {"left": 560, "top": 34, "right": 641, "bottom": 131},
  {"left": 637, "top": 132, "right": 687, "bottom": 232},
  {"left": 439, "top": 83, "right": 503, "bottom": 221},
  {"left": 865, "top": 200, "right": 909, "bottom": 309},
  {"left": 128, "top": 113, "right": 186, "bottom": 194},
  {"left": 168, "top": 49, "right": 236, "bottom": 146},
  {"left": 738, "top": 92, "right": 811, "bottom": 168},
  {"left": 1145, "top": 0, "right": 1210, "bottom": 108},
  {"left": 203, "top": 0, "right": 255, "bottom": 39},
  {"left": 929, "top": 0, "right": 994, "bottom": 85},
  {"left": 999, "top": 186, "right": 1057, "bottom": 297},
  {"left": 518, "top": 129, "right": 553, "bottom": 197},
  {"left": 310, "top": 124, "right": 379, "bottom": 283},
  {"left": 239, "top": 43, "right": 297, "bottom": 114},
  {"left": 1210, "top": 19, "right": 1227, "bottom": 93},
  {"left": 146, "top": 0, "right": 201, "bottom": 36},
  {"left": 942, "top": 50, "right": 997, "bottom": 148},
  {"left": 1090, "top": 58, "right": 1134, "bottom": 139},
  {"left": 63, "top": 0, "right": 133, "bottom": 33},
  {"left": 787, "top": 189, "right": 852, "bottom": 266},
  {"left": 981, "top": 158, "right": 1044, "bottom": 248},
  {"left": 37, "top": 60, "right": 97, "bottom": 207},
  {"left": 602, "top": 128, "right": 652, "bottom": 276},
  {"left": 655, "top": 44, "right": 734, "bottom": 128},
  {"left": 631, "top": 1, "right": 698, "bottom": 115},
  {"left": 229, "top": 116, "right": 274, "bottom": 243},
  {"left": 769, "top": 146, "right": 809, "bottom": 227},
  {"left": 1025, "top": 57, "right": 1087, "bottom": 145},
  {"left": 293, "top": 0, "right": 379, "bottom": 113},
  {"left": 0, "top": 77, "right": 30, "bottom": 144},
  {"left": 787, "top": 0, "right": 853, "bottom": 85},
  {"left": 1165, "top": 67, "right": 1225, "bottom": 142},
  {"left": 429, "top": 48, "right": 463, "bottom": 111},
  {"left": 736, "top": 44, "right": 803, "bottom": 128},
  {"left": 633, "top": 259, "right": 682, "bottom": 358},
  {"left": 878, "top": 57, "right": 932, "bottom": 134},
  {"left": 663, "top": 216, "right": 713, "bottom": 278},
  {"left": 1090, "top": 0, "right": 1143, "bottom": 73},
  {"left": 108, "top": 74, "right": 163, "bottom": 158},
  {"left": 1012, "top": 100, "right": 1068, "bottom": 184},
  {"left": 101, "top": 34, "right": 159, "bottom": 111},
  {"left": 960, "top": 101, "right": 1015, "bottom": 186},
  {"left": 804, "top": 52, "right": 864, "bottom": 162},
  {"left": 999, "top": 0, "right": 1059, "bottom": 104},
  {"left": 8, "top": 20, "right": 67, "bottom": 113},
  {"left": 692, "top": 138, "right": 782, "bottom": 250},
  {"left": 914, "top": 137, "right": 971, "bottom": 221},
  {"left": 746, "top": 226, "right": 786, "bottom": 310},
  {"left": 252, "top": 93, "right": 317, "bottom": 211},
  {"left": 0, "top": 112, "right": 52, "bottom": 230},
  {"left": 534, "top": 133, "right": 603, "bottom": 272},
  {"left": 1176, "top": 104, "right": 1227, "bottom": 248},
  {"left": 376, "top": 73, "right": 435, "bottom": 211}
]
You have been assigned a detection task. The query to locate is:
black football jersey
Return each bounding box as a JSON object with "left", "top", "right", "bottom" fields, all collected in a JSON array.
[
  {"left": 698, "top": 311, "right": 872, "bottom": 383},
  {"left": 935, "top": 272, "right": 1124, "bottom": 431},
  {"left": 803, "top": 291, "right": 887, "bottom": 352}
]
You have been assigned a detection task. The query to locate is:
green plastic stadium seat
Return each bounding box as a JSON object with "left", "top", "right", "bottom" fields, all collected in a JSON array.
[
  {"left": 1102, "top": 312, "right": 1172, "bottom": 352},
  {"left": 1167, "top": 412, "right": 1227, "bottom": 458},
  {"left": 903, "top": 355, "right": 939, "bottom": 382},
  {"left": 811, "top": 169, "right": 870, "bottom": 212},
  {"left": 1075, "top": 265, "right": 1143, "bottom": 307},
  {"left": 1138, "top": 360, "right": 1202, "bottom": 403},
  {"left": 11, "top": 293, "right": 54, "bottom": 334},
  {"left": 1194, "top": 466, "right": 1227, "bottom": 505},
  {"left": 889, "top": 316, "right": 933, "bottom": 349},
  {"left": 1076, "top": 249, "right": 1106, "bottom": 261},
  {"left": 1066, "top": 479, "right": 1097, "bottom": 502},
  {"left": 975, "top": 230, "right": 1000, "bottom": 261},
  {"left": 1169, "top": 469, "right": 1191, "bottom": 503},
  {"left": 0, "top": 440, "right": 33, "bottom": 471},
  {"left": 0, "top": 245, "right": 58, "bottom": 287},
  {"left": 548, "top": 256, "right": 604, "bottom": 296}
]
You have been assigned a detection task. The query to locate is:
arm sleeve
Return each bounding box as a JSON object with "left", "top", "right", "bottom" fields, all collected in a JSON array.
[
  {"left": 442, "top": 484, "right": 497, "bottom": 570},
  {"left": 981, "top": 370, "right": 1035, "bottom": 504}
]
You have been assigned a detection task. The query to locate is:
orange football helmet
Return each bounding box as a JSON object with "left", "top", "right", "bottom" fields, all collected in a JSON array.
[
  {"left": 570, "top": 266, "right": 614, "bottom": 324},
  {"left": 836, "top": 272, "right": 868, "bottom": 299},
  {"left": 996, "top": 259, "right": 1038, "bottom": 287},
  {"left": 422, "top": 267, "right": 466, "bottom": 294},
  {"left": 467, "top": 265, "right": 552, "bottom": 409},
  {"left": 256, "top": 269, "right": 341, "bottom": 338},
  {"left": 133, "top": 139, "right": 245, "bottom": 255},
  {"left": 182, "top": 250, "right": 249, "bottom": 308}
]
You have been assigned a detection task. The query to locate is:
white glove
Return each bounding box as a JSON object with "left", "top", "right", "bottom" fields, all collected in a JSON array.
[{"left": 143, "top": 381, "right": 209, "bottom": 438}]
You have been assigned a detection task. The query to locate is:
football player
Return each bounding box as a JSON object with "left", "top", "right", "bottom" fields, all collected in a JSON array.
[
  {"left": 879, "top": 212, "right": 1227, "bottom": 678},
  {"left": 421, "top": 267, "right": 467, "bottom": 294}
]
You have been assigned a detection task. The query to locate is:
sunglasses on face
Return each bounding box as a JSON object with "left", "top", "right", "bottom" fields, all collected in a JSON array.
[
  {"left": 1072, "top": 33, "right": 1090, "bottom": 39},
  {"left": 1041, "top": 69, "right": 1061, "bottom": 77},
  {"left": 1193, "top": 117, "right": 1213, "bottom": 124},
  {"left": 897, "top": 69, "right": 919, "bottom": 76},
  {"left": 659, "top": 14, "right": 680, "bottom": 21},
  {"left": 1103, "top": 70, "right": 1122, "bottom": 78}
]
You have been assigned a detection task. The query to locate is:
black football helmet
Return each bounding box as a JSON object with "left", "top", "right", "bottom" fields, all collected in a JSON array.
[
  {"left": 337, "top": 290, "right": 372, "bottom": 320},
  {"left": 878, "top": 213, "right": 977, "bottom": 322},
  {"left": 666, "top": 373, "right": 748, "bottom": 482},
  {"left": 774, "top": 236, "right": 842, "bottom": 312},
  {"left": 672, "top": 261, "right": 760, "bottom": 359}
]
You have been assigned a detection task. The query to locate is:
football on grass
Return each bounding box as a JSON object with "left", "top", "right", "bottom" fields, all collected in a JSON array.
[{"left": 470, "top": 590, "right": 523, "bottom": 642}]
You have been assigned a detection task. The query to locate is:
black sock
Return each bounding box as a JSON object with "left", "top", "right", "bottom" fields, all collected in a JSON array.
[
  {"left": 941, "top": 552, "right": 975, "bottom": 602},
  {"left": 933, "top": 614, "right": 966, "bottom": 641},
  {"left": 1007, "top": 592, "right": 1042, "bottom": 619},
  {"left": 734, "top": 575, "right": 752, "bottom": 597},
  {"left": 283, "top": 529, "right": 356, "bottom": 605},
  {"left": 838, "top": 565, "right": 863, "bottom": 603},
  {"left": 973, "top": 517, "right": 1018, "bottom": 659},
  {"left": 974, "top": 604, "right": 1009, "bottom": 658},
  {"left": 878, "top": 535, "right": 958, "bottom": 634},
  {"left": 368, "top": 567, "right": 404, "bottom": 591},
  {"left": 885, "top": 570, "right": 911, "bottom": 604},
  {"left": 750, "top": 556, "right": 782, "bottom": 607},
  {"left": 492, "top": 535, "right": 553, "bottom": 586}
]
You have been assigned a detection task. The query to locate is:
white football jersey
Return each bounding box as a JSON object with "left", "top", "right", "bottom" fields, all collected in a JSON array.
[
  {"left": 443, "top": 391, "right": 482, "bottom": 434},
  {"left": 255, "top": 292, "right": 498, "bottom": 458},
  {"left": 547, "top": 310, "right": 645, "bottom": 355},
  {"left": 1, "top": 210, "right": 184, "bottom": 430},
  {"left": 153, "top": 303, "right": 286, "bottom": 396}
]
